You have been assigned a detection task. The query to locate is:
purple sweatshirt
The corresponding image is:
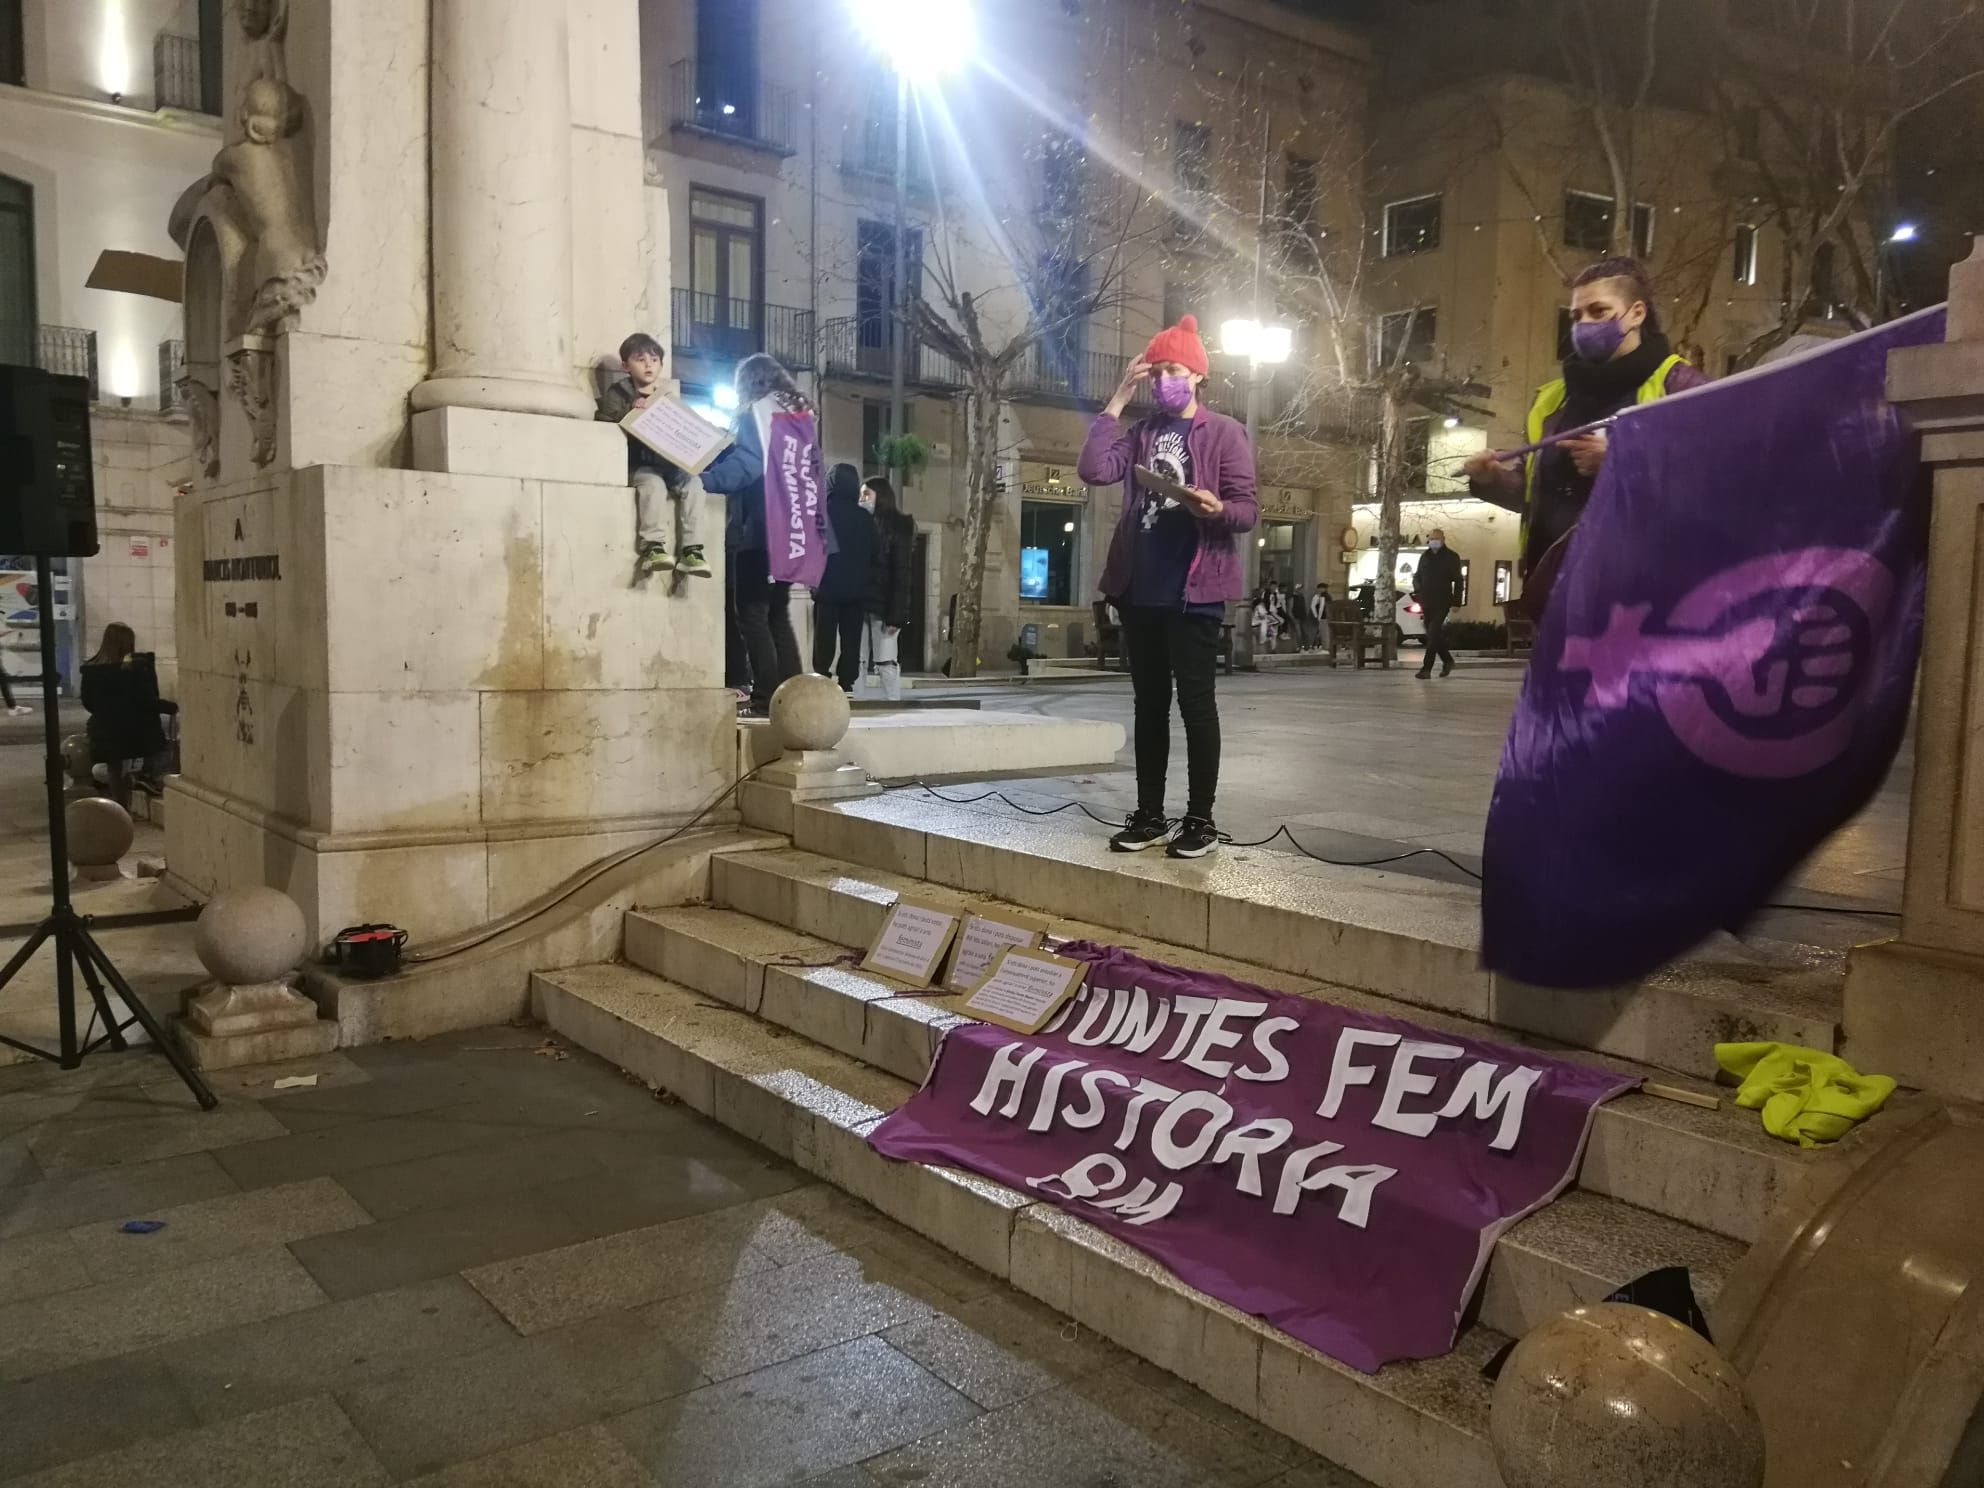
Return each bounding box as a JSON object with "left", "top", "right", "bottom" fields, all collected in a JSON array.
[{"left": 1081, "top": 404, "right": 1260, "bottom": 607}]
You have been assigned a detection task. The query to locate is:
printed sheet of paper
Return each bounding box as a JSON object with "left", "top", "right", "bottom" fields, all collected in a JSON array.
[
  {"left": 620, "top": 393, "right": 733, "bottom": 475},
  {"left": 861, "top": 900, "right": 962, "bottom": 988},
  {"left": 946, "top": 913, "right": 1045, "bottom": 993},
  {"left": 961, "top": 947, "right": 1087, "bottom": 1034}
]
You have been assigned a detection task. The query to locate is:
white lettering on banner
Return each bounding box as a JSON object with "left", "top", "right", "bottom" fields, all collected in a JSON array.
[
  {"left": 1062, "top": 1067, "right": 1129, "bottom": 1127},
  {"left": 1092, "top": 1176, "right": 1185, "bottom": 1225},
  {"left": 1374, "top": 1041, "right": 1468, "bottom": 1139},
  {"left": 1114, "top": 1078, "right": 1182, "bottom": 1150},
  {"left": 1318, "top": 1029, "right": 1404, "bottom": 1118},
  {"left": 782, "top": 437, "right": 806, "bottom": 561},
  {"left": 1149, "top": 1090, "right": 1234, "bottom": 1169},
  {"left": 1273, "top": 1142, "right": 1398, "bottom": 1226},
  {"left": 1109, "top": 986, "right": 1171, "bottom": 1054},
  {"left": 1159, "top": 995, "right": 1221, "bottom": 1061},
  {"left": 969, "top": 1042, "right": 1046, "bottom": 1118},
  {"left": 1029, "top": 1059, "right": 1085, "bottom": 1132},
  {"left": 1031, "top": 1151, "right": 1128, "bottom": 1200},
  {"left": 1438, "top": 1062, "right": 1545, "bottom": 1151},
  {"left": 1234, "top": 1017, "right": 1298, "bottom": 1082},
  {"left": 1183, "top": 999, "right": 1270, "bottom": 1079},
  {"left": 1213, "top": 1117, "right": 1295, "bottom": 1196},
  {"left": 1069, "top": 986, "right": 1126, "bottom": 1045}
]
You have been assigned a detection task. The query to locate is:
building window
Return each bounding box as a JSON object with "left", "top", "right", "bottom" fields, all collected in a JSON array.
[
  {"left": 1042, "top": 132, "right": 1084, "bottom": 225},
  {"left": 1283, "top": 154, "right": 1319, "bottom": 231},
  {"left": 862, "top": 402, "right": 886, "bottom": 466},
  {"left": 1382, "top": 194, "right": 1442, "bottom": 257},
  {"left": 1493, "top": 560, "right": 1512, "bottom": 605},
  {"left": 857, "top": 218, "right": 924, "bottom": 352},
  {"left": 688, "top": 188, "right": 763, "bottom": 355},
  {"left": 0, "top": 1, "right": 20, "bottom": 88},
  {"left": 695, "top": 0, "right": 761, "bottom": 138},
  {"left": 1378, "top": 308, "right": 1437, "bottom": 371},
  {"left": 1456, "top": 559, "right": 1471, "bottom": 607},
  {"left": 1813, "top": 240, "right": 1839, "bottom": 319},
  {"left": 1019, "top": 501, "right": 1081, "bottom": 606},
  {"left": 1034, "top": 253, "right": 1088, "bottom": 387},
  {"left": 1563, "top": 191, "right": 1655, "bottom": 257},
  {"left": 1403, "top": 416, "right": 1431, "bottom": 491},
  {"left": 1724, "top": 351, "right": 1744, "bottom": 377},
  {"left": 1733, "top": 224, "right": 1759, "bottom": 285},
  {"left": 0, "top": 174, "right": 33, "bottom": 368},
  {"left": 1174, "top": 120, "right": 1212, "bottom": 194}
]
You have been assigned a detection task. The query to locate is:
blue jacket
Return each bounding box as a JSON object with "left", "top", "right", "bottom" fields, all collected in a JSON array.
[{"left": 700, "top": 418, "right": 766, "bottom": 553}]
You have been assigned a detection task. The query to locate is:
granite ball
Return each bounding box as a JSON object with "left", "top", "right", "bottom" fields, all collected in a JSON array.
[
  {"left": 194, "top": 886, "right": 308, "bottom": 986},
  {"left": 65, "top": 796, "right": 133, "bottom": 868},
  {"left": 770, "top": 672, "right": 852, "bottom": 752},
  {"left": 1491, "top": 1304, "right": 1765, "bottom": 1488}
]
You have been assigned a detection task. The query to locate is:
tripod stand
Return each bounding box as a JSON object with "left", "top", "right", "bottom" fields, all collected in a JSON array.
[{"left": 0, "top": 555, "right": 215, "bottom": 1108}]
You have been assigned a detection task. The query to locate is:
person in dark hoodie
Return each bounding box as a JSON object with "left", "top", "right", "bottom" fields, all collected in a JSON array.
[
  {"left": 812, "top": 463, "right": 874, "bottom": 693},
  {"left": 1465, "top": 257, "right": 1705, "bottom": 616},
  {"left": 864, "top": 475, "right": 917, "bottom": 701}
]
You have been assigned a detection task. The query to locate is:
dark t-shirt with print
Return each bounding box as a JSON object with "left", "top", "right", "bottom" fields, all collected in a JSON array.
[{"left": 1127, "top": 416, "right": 1223, "bottom": 618}]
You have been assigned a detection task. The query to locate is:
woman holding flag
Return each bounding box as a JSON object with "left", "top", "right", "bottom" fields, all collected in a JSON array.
[{"left": 1466, "top": 257, "right": 1706, "bottom": 615}]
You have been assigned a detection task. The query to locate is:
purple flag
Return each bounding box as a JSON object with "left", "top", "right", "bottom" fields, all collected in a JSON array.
[
  {"left": 1483, "top": 309, "right": 1946, "bottom": 989},
  {"left": 761, "top": 406, "right": 827, "bottom": 587},
  {"left": 869, "top": 942, "right": 1635, "bottom": 1373}
]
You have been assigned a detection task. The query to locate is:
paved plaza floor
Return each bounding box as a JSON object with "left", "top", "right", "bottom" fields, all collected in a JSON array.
[
  {"left": 920, "top": 663, "right": 1910, "bottom": 951},
  {"left": 0, "top": 1028, "right": 1364, "bottom": 1487}
]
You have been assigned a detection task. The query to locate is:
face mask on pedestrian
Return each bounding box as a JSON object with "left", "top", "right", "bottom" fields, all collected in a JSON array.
[
  {"left": 1427, "top": 538, "right": 1444, "bottom": 550},
  {"left": 1155, "top": 373, "right": 1197, "bottom": 414},
  {"left": 859, "top": 487, "right": 876, "bottom": 512}
]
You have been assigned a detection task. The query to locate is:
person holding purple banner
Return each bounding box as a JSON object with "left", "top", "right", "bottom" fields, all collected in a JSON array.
[
  {"left": 701, "top": 353, "right": 813, "bottom": 717},
  {"left": 1465, "top": 257, "right": 1706, "bottom": 618},
  {"left": 1080, "top": 314, "right": 1260, "bottom": 861}
]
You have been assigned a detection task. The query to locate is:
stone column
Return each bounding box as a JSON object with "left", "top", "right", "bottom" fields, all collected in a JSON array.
[
  {"left": 1843, "top": 238, "right": 1984, "bottom": 1098},
  {"left": 410, "top": 0, "right": 593, "bottom": 421}
]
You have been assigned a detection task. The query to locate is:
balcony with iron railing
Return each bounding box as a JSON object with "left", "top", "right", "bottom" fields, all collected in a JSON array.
[
  {"left": 669, "top": 290, "right": 813, "bottom": 370},
  {"left": 159, "top": 339, "right": 186, "bottom": 413},
  {"left": 152, "top": 31, "right": 213, "bottom": 114},
  {"left": 664, "top": 59, "right": 796, "bottom": 156},
  {"left": 35, "top": 326, "right": 99, "bottom": 401},
  {"left": 819, "top": 313, "right": 964, "bottom": 390}
]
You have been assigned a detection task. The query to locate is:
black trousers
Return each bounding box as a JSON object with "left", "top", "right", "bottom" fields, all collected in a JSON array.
[
  {"left": 1421, "top": 607, "right": 1455, "bottom": 673},
  {"left": 723, "top": 564, "right": 751, "bottom": 691},
  {"left": 732, "top": 547, "right": 801, "bottom": 711},
  {"left": 1121, "top": 606, "right": 1222, "bottom": 820},
  {"left": 812, "top": 597, "right": 867, "bottom": 692}
]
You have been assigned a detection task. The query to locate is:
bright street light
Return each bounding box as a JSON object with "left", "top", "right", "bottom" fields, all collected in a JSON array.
[
  {"left": 1220, "top": 319, "right": 1292, "bottom": 365},
  {"left": 1443, "top": 415, "right": 1461, "bottom": 429},
  {"left": 850, "top": 0, "right": 977, "bottom": 76},
  {"left": 1890, "top": 222, "right": 1920, "bottom": 243},
  {"left": 712, "top": 383, "right": 739, "bottom": 412}
]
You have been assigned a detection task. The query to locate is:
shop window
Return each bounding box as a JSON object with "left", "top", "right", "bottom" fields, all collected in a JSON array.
[
  {"left": 1382, "top": 194, "right": 1441, "bottom": 257},
  {"left": 1456, "top": 558, "right": 1471, "bottom": 607},
  {"left": 1019, "top": 501, "right": 1081, "bottom": 606}
]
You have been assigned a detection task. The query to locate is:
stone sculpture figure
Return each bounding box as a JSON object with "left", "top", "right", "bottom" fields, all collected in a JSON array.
[{"left": 216, "top": 76, "right": 324, "bottom": 338}]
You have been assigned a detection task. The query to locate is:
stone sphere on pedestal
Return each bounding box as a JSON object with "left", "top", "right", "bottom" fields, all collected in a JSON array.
[
  {"left": 1490, "top": 1304, "right": 1765, "bottom": 1488},
  {"left": 65, "top": 797, "right": 133, "bottom": 878},
  {"left": 769, "top": 673, "right": 852, "bottom": 753},
  {"left": 193, "top": 887, "right": 309, "bottom": 987},
  {"left": 61, "top": 734, "right": 93, "bottom": 788}
]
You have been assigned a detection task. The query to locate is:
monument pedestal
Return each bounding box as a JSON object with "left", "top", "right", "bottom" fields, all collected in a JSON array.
[{"left": 175, "top": 978, "right": 339, "bottom": 1070}]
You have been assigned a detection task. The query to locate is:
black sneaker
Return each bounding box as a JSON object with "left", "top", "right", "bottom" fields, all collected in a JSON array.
[
  {"left": 1167, "top": 815, "right": 1222, "bottom": 859},
  {"left": 1110, "top": 810, "right": 1173, "bottom": 853}
]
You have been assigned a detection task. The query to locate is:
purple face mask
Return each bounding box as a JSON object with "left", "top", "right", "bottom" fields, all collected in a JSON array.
[
  {"left": 1155, "top": 373, "right": 1197, "bottom": 414},
  {"left": 1570, "top": 316, "right": 1628, "bottom": 364}
]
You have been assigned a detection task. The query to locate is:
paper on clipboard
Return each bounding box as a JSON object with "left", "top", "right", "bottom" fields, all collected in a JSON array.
[
  {"left": 1133, "top": 463, "right": 1196, "bottom": 504},
  {"left": 621, "top": 394, "right": 734, "bottom": 475}
]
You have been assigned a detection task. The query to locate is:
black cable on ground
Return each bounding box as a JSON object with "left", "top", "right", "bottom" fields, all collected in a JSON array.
[{"left": 893, "top": 781, "right": 1908, "bottom": 918}]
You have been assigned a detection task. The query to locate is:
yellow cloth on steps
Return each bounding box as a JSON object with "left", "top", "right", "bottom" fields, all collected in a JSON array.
[{"left": 1713, "top": 1042, "right": 1897, "bottom": 1148}]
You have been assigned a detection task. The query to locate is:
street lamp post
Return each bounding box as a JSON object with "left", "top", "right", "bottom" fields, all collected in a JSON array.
[
  {"left": 1219, "top": 318, "right": 1291, "bottom": 591},
  {"left": 850, "top": 0, "right": 976, "bottom": 472}
]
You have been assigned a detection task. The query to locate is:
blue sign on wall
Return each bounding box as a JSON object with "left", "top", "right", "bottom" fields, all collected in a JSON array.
[{"left": 1019, "top": 546, "right": 1050, "bottom": 600}]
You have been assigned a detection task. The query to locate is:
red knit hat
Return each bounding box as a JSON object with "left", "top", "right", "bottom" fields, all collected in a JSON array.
[{"left": 1143, "top": 314, "right": 1210, "bottom": 377}]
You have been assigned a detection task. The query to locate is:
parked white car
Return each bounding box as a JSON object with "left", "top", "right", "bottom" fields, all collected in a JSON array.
[{"left": 1348, "top": 549, "right": 1429, "bottom": 647}]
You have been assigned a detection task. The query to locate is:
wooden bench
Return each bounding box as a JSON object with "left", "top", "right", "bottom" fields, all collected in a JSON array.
[{"left": 1323, "top": 600, "right": 1390, "bottom": 669}]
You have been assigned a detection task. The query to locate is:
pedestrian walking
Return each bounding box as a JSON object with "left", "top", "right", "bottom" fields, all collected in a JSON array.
[
  {"left": 1465, "top": 257, "right": 1706, "bottom": 617},
  {"left": 864, "top": 475, "right": 916, "bottom": 702},
  {"left": 811, "top": 464, "right": 873, "bottom": 693},
  {"left": 701, "top": 353, "right": 813, "bottom": 716},
  {"left": 1078, "top": 313, "right": 1259, "bottom": 860},
  {"left": 1411, "top": 529, "right": 1463, "bottom": 679}
]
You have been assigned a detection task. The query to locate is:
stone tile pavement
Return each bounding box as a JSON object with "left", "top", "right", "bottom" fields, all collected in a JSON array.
[{"left": 0, "top": 1025, "right": 1369, "bottom": 1486}]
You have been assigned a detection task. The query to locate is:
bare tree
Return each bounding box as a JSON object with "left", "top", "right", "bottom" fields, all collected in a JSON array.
[
  {"left": 906, "top": 131, "right": 1153, "bottom": 679},
  {"left": 1714, "top": 0, "right": 1984, "bottom": 364}
]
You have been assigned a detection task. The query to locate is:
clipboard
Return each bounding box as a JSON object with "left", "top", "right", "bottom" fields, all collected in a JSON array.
[{"left": 1134, "top": 464, "right": 1196, "bottom": 504}]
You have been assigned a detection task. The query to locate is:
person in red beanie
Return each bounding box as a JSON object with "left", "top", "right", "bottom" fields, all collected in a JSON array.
[{"left": 1078, "top": 314, "right": 1259, "bottom": 859}]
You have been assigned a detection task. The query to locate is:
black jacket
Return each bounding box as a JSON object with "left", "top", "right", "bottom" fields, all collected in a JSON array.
[
  {"left": 595, "top": 377, "right": 686, "bottom": 483},
  {"left": 81, "top": 655, "right": 171, "bottom": 763},
  {"left": 869, "top": 508, "right": 917, "bottom": 627},
  {"left": 1412, "top": 546, "right": 1463, "bottom": 611},
  {"left": 816, "top": 487, "right": 876, "bottom": 602}
]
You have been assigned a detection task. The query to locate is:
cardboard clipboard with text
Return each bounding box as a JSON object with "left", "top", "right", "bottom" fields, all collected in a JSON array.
[
  {"left": 1133, "top": 463, "right": 1196, "bottom": 505},
  {"left": 620, "top": 393, "right": 734, "bottom": 476}
]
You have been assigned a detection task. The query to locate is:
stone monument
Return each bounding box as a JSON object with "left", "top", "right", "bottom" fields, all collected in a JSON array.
[
  {"left": 739, "top": 674, "right": 878, "bottom": 834},
  {"left": 65, "top": 797, "right": 134, "bottom": 882},
  {"left": 161, "top": 0, "right": 730, "bottom": 948},
  {"left": 175, "top": 885, "right": 337, "bottom": 1068}
]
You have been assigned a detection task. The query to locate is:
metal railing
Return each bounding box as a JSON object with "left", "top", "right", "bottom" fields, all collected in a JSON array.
[
  {"left": 158, "top": 339, "right": 186, "bottom": 413},
  {"left": 669, "top": 290, "right": 814, "bottom": 370},
  {"left": 666, "top": 59, "right": 796, "bottom": 156},
  {"left": 819, "top": 314, "right": 964, "bottom": 389},
  {"left": 153, "top": 31, "right": 206, "bottom": 113},
  {"left": 37, "top": 326, "right": 99, "bottom": 401}
]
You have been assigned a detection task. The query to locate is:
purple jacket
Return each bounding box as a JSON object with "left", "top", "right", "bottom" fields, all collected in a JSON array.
[{"left": 1081, "top": 404, "right": 1260, "bottom": 607}]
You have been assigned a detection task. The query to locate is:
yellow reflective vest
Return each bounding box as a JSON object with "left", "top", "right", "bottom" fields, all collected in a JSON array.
[{"left": 1520, "top": 353, "right": 1687, "bottom": 556}]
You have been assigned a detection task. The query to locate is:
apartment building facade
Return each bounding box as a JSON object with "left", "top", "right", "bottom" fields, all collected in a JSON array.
[
  {"left": 638, "top": 0, "right": 1370, "bottom": 669},
  {"left": 0, "top": 0, "right": 219, "bottom": 692}
]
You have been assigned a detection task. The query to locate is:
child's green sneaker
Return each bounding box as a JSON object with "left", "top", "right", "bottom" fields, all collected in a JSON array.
[
  {"left": 638, "top": 543, "right": 675, "bottom": 574},
  {"left": 675, "top": 545, "right": 712, "bottom": 577}
]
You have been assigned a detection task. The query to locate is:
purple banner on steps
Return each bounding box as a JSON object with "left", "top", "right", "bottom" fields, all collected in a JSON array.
[{"left": 868, "top": 942, "right": 1636, "bottom": 1373}]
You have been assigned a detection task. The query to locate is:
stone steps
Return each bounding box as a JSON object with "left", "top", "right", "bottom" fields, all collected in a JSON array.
[
  {"left": 627, "top": 899, "right": 1743, "bottom": 1344},
  {"left": 782, "top": 792, "right": 1845, "bottom": 1081},
  {"left": 531, "top": 959, "right": 1507, "bottom": 1488},
  {"left": 700, "top": 847, "right": 1820, "bottom": 1245}
]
